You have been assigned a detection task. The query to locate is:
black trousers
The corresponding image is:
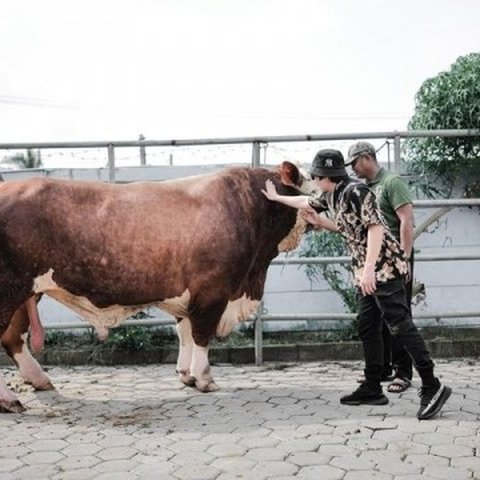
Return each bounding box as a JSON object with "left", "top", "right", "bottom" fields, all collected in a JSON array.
[
  {"left": 357, "top": 278, "right": 434, "bottom": 386},
  {"left": 382, "top": 254, "right": 414, "bottom": 380}
]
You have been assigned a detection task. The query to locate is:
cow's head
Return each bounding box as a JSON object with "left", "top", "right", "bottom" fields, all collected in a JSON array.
[{"left": 272, "top": 161, "right": 316, "bottom": 252}]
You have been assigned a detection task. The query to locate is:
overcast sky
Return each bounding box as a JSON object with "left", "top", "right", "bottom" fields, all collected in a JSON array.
[{"left": 1, "top": 0, "right": 479, "bottom": 167}]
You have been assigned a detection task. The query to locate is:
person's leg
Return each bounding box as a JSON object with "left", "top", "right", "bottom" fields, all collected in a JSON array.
[
  {"left": 390, "top": 256, "right": 414, "bottom": 383},
  {"left": 374, "top": 280, "right": 451, "bottom": 419},
  {"left": 381, "top": 322, "right": 394, "bottom": 380},
  {"left": 340, "top": 292, "right": 388, "bottom": 405}
]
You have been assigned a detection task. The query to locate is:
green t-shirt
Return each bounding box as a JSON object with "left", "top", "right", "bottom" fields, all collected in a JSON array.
[{"left": 367, "top": 168, "right": 412, "bottom": 240}]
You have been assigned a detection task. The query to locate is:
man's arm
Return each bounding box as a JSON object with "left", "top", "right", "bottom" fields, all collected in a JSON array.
[
  {"left": 360, "top": 223, "right": 385, "bottom": 296},
  {"left": 263, "top": 180, "right": 338, "bottom": 232},
  {"left": 396, "top": 203, "right": 414, "bottom": 258},
  {"left": 262, "top": 179, "right": 312, "bottom": 210}
]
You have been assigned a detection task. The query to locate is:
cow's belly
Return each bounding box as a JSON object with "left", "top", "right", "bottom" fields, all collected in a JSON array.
[
  {"left": 33, "top": 269, "right": 190, "bottom": 339},
  {"left": 216, "top": 294, "right": 260, "bottom": 337}
]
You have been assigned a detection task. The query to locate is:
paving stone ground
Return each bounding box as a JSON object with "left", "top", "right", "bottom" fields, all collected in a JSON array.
[{"left": 0, "top": 358, "right": 479, "bottom": 479}]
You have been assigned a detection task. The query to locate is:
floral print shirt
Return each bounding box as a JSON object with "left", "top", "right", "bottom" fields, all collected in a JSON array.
[{"left": 308, "top": 179, "right": 409, "bottom": 286}]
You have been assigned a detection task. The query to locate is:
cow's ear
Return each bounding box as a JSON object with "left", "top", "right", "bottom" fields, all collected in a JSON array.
[{"left": 279, "top": 161, "right": 302, "bottom": 187}]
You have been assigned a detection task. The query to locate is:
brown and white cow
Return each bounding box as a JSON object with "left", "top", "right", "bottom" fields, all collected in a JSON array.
[{"left": 0, "top": 162, "right": 311, "bottom": 412}]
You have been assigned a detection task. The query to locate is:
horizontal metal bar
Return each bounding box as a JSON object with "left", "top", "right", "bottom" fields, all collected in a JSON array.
[
  {"left": 1, "top": 129, "right": 479, "bottom": 150},
  {"left": 261, "top": 311, "right": 480, "bottom": 321},
  {"left": 42, "top": 309, "right": 480, "bottom": 331},
  {"left": 414, "top": 199, "right": 480, "bottom": 208},
  {"left": 272, "top": 252, "right": 480, "bottom": 266},
  {"left": 44, "top": 318, "right": 176, "bottom": 330}
]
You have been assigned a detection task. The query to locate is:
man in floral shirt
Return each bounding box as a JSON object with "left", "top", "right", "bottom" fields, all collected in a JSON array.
[{"left": 262, "top": 149, "right": 451, "bottom": 420}]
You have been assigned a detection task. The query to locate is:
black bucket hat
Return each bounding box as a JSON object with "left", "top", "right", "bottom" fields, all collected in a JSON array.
[{"left": 310, "top": 149, "right": 347, "bottom": 178}]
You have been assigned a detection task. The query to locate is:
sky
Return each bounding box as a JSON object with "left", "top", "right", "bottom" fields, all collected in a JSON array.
[{"left": 0, "top": 0, "right": 479, "bottom": 168}]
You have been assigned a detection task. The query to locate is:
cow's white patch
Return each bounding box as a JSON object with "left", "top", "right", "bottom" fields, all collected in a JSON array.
[
  {"left": 278, "top": 213, "right": 307, "bottom": 252},
  {"left": 33, "top": 268, "right": 57, "bottom": 293},
  {"left": 32, "top": 269, "right": 191, "bottom": 339},
  {"left": 155, "top": 290, "right": 190, "bottom": 319},
  {"left": 13, "top": 333, "right": 52, "bottom": 389},
  {"left": 216, "top": 294, "right": 259, "bottom": 337}
]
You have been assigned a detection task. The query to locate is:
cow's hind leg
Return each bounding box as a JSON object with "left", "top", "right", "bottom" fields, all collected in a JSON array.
[
  {"left": 176, "top": 317, "right": 195, "bottom": 387},
  {"left": 0, "top": 305, "right": 26, "bottom": 413},
  {"left": 1, "top": 301, "right": 54, "bottom": 392}
]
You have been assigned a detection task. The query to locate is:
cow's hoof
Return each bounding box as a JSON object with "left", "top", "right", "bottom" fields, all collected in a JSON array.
[
  {"left": 179, "top": 374, "right": 196, "bottom": 387},
  {"left": 24, "top": 377, "right": 55, "bottom": 391},
  {"left": 0, "top": 399, "right": 26, "bottom": 414},
  {"left": 196, "top": 380, "right": 219, "bottom": 393},
  {"left": 33, "top": 381, "right": 55, "bottom": 391}
]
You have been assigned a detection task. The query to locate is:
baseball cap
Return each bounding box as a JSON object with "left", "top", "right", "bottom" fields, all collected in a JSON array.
[
  {"left": 346, "top": 141, "right": 376, "bottom": 164},
  {"left": 310, "top": 149, "right": 347, "bottom": 178}
]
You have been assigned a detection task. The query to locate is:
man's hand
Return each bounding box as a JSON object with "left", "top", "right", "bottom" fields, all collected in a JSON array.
[
  {"left": 360, "top": 262, "right": 377, "bottom": 296},
  {"left": 301, "top": 209, "right": 326, "bottom": 229},
  {"left": 301, "top": 209, "right": 338, "bottom": 232},
  {"left": 262, "top": 179, "right": 279, "bottom": 201}
]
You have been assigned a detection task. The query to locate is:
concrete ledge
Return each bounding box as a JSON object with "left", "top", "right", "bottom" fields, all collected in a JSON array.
[{"left": 1, "top": 339, "right": 479, "bottom": 367}]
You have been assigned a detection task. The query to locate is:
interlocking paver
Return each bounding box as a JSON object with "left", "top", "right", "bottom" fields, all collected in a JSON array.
[
  {"left": 430, "top": 443, "right": 473, "bottom": 458},
  {"left": 22, "top": 451, "right": 65, "bottom": 465},
  {"left": 287, "top": 451, "right": 331, "bottom": 466},
  {"left": 0, "top": 359, "right": 478, "bottom": 479},
  {"left": 344, "top": 472, "right": 393, "bottom": 480},
  {"left": 0, "top": 458, "right": 23, "bottom": 473},
  {"left": 404, "top": 453, "right": 449, "bottom": 467},
  {"left": 297, "top": 464, "right": 345, "bottom": 479},
  {"left": 172, "top": 464, "right": 220, "bottom": 480},
  {"left": 330, "top": 455, "right": 376, "bottom": 470},
  {"left": 451, "top": 454, "right": 480, "bottom": 472},
  {"left": 246, "top": 446, "right": 287, "bottom": 461},
  {"left": 250, "top": 460, "right": 299, "bottom": 477},
  {"left": 423, "top": 464, "right": 474, "bottom": 480},
  {"left": 56, "top": 455, "right": 101, "bottom": 470},
  {"left": 206, "top": 443, "right": 247, "bottom": 457}
]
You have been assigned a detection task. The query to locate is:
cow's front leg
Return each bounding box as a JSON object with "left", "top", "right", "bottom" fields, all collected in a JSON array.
[
  {"left": 175, "top": 318, "right": 195, "bottom": 386},
  {"left": 190, "top": 343, "right": 218, "bottom": 393}
]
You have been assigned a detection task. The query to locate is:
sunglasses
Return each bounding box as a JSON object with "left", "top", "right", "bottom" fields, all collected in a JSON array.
[{"left": 311, "top": 175, "right": 326, "bottom": 181}]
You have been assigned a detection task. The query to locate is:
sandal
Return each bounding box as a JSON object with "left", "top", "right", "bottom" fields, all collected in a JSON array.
[
  {"left": 387, "top": 377, "right": 412, "bottom": 393},
  {"left": 356, "top": 373, "right": 395, "bottom": 384}
]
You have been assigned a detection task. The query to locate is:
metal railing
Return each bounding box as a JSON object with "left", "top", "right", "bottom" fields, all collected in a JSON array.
[{"left": 1, "top": 128, "right": 480, "bottom": 179}]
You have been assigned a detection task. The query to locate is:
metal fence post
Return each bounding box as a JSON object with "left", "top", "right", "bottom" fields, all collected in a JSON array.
[
  {"left": 254, "top": 301, "right": 264, "bottom": 366},
  {"left": 393, "top": 134, "right": 401, "bottom": 173},
  {"left": 252, "top": 141, "right": 261, "bottom": 168},
  {"left": 107, "top": 144, "right": 116, "bottom": 183},
  {"left": 139, "top": 134, "right": 147, "bottom": 166}
]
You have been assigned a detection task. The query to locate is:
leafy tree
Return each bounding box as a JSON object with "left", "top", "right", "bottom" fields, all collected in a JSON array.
[
  {"left": 4, "top": 149, "right": 43, "bottom": 169},
  {"left": 404, "top": 52, "right": 480, "bottom": 198}
]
